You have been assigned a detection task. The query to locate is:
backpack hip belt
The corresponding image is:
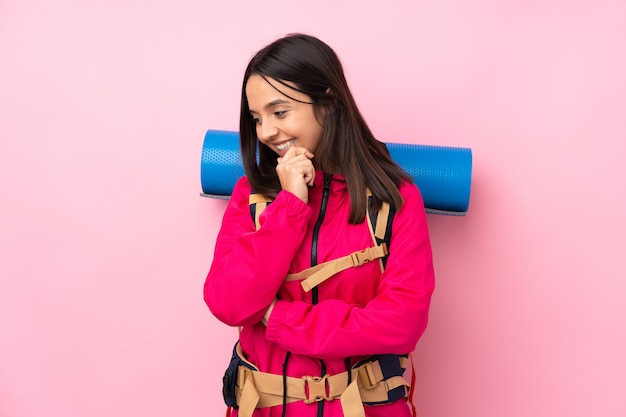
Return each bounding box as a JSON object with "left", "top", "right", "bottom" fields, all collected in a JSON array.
[{"left": 233, "top": 343, "right": 410, "bottom": 417}]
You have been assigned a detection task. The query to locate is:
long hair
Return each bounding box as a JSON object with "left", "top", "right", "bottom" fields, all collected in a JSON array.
[{"left": 239, "top": 33, "right": 412, "bottom": 224}]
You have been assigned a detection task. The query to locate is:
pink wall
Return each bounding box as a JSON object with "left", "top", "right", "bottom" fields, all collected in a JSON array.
[{"left": 1, "top": 1, "right": 625, "bottom": 416}]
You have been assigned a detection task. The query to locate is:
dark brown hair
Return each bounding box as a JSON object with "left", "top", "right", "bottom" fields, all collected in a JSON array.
[{"left": 239, "top": 33, "right": 412, "bottom": 224}]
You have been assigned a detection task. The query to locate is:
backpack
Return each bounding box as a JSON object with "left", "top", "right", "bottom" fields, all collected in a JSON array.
[{"left": 248, "top": 190, "right": 418, "bottom": 415}]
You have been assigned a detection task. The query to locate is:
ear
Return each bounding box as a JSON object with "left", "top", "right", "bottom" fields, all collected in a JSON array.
[{"left": 323, "top": 88, "right": 339, "bottom": 114}]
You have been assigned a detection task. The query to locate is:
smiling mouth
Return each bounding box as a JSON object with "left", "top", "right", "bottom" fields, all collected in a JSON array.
[{"left": 276, "top": 139, "right": 296, "bottom": 151}]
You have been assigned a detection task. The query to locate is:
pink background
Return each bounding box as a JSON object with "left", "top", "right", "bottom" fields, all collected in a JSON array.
[{"left": 1, "top": 1, "right": 625, "bottom": 416}]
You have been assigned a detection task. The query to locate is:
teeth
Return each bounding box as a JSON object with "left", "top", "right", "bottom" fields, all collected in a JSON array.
[{"left": 277, "top": 140, "right": 295, "bottom": 151}]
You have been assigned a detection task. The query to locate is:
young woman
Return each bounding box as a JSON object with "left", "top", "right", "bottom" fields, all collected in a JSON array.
[{"left": 204, "top": 33, "right": 435, "bottom": 417}]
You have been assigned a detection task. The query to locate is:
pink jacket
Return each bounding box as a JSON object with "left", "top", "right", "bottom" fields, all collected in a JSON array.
[{"left": 205, "top": 172, "right": 435, "bottom": 417}]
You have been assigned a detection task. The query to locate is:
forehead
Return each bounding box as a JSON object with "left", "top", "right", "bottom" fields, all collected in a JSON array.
[
  {"left": 245, "top": 74, "right": 308, "bottom": 110},
  {"left": 245, "top": 75, "right": 283, "bottom": 105}
]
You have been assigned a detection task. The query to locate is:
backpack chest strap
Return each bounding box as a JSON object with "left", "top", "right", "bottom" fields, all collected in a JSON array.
[{"left": 285, "top": 243, "right": 388, "bottom": 292}]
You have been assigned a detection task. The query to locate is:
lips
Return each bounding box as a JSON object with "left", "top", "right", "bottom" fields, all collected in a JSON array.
[{"left": 276, "top": 139, "right": 296, "bottom": 151}]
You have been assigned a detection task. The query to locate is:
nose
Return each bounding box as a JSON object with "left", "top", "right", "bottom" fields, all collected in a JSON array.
[{"left": 257, "top": 119, "right": 279, "bottom": 143}]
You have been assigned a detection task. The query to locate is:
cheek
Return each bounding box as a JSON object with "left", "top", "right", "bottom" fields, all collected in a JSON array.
[
  {"left": 254, "top": 125, "right": 265, "bottom": 142},
  {"left": 313, "top": 124, "right": 325, "bottom": 144},
  {"left": 304, "top": 116, "right": 324, "bottom": 139}
]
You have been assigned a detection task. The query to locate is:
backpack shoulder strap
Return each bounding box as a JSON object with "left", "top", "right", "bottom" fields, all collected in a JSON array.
[
  {"left": 366, "top": 191, "right": 396, "bottom": 271},
  {"left": 249, "top": 193, "right": 273, "bottom": 230}
]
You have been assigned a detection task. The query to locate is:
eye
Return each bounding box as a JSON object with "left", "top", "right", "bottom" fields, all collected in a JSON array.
[
  {"left": 274, "top": 110, "right": 287, "bottom": 118},
  {"left": 251, "top": 115, "right": 260, "bottom": 124}
]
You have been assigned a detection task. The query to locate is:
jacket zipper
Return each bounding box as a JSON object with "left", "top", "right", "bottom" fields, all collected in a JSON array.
[
  {"left": 311, "top": 173, "right": 331, "bottom": 303},
  {"left": 311, "top": 173, "right": 331, "bottom": 417}
]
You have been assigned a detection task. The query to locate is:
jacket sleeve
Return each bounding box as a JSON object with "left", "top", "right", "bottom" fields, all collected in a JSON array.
[
  {"left": 264, "top": 182, "right": 435, "bottom": 359},
  {"left": 204, "top": 177, "right": 313, "bottom": 327}
]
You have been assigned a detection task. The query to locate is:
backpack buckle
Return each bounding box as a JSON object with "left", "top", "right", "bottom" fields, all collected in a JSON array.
[
  {"left": 303, "top": 375, "right": 332, "bottom": 404},
  {"left": 358, "top": 361, "right": 383, "bottom": 390},
  {"left": 350, "top": 244, "right": 388, "bottom": 267},
  {"left": 350, "top": 248, "right": 372, "bottom": 266}
]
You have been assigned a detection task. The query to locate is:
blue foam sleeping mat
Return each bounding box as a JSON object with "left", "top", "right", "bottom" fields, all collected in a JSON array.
[{"left": 200, "top": 129, "right": 472, "bottom": 216}]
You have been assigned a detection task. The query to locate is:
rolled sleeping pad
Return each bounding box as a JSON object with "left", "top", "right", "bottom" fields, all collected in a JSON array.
[{"left": 200, "top": 129, "right": 472, "bottom": 215}]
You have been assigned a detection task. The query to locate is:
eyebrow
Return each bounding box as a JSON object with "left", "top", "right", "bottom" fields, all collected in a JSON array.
[{"left": 249, "top": 99, "right": 290, "bottom": 113}]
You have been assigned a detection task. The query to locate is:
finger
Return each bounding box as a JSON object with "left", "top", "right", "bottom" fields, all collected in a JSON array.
[
  {"left": 304, "top": 169, "right": 316, "bottom": 186},
  {"left": 295, "top": 148, "right": 315, "bottom": 159},
  {"left": 282, "top": 146, "right": 299, "bottom": 160},
  {"left": 283, "top": 146, "right": 314, "bottom": 161},
  {"left": 278, "top": 154, "right": 312, "bottom": 168},
  {"left": 276, "top": 158, "right": 315, "bottom": 183},
  {"left": 292, "top": 147, "right": 314, "bottom": 158}
]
